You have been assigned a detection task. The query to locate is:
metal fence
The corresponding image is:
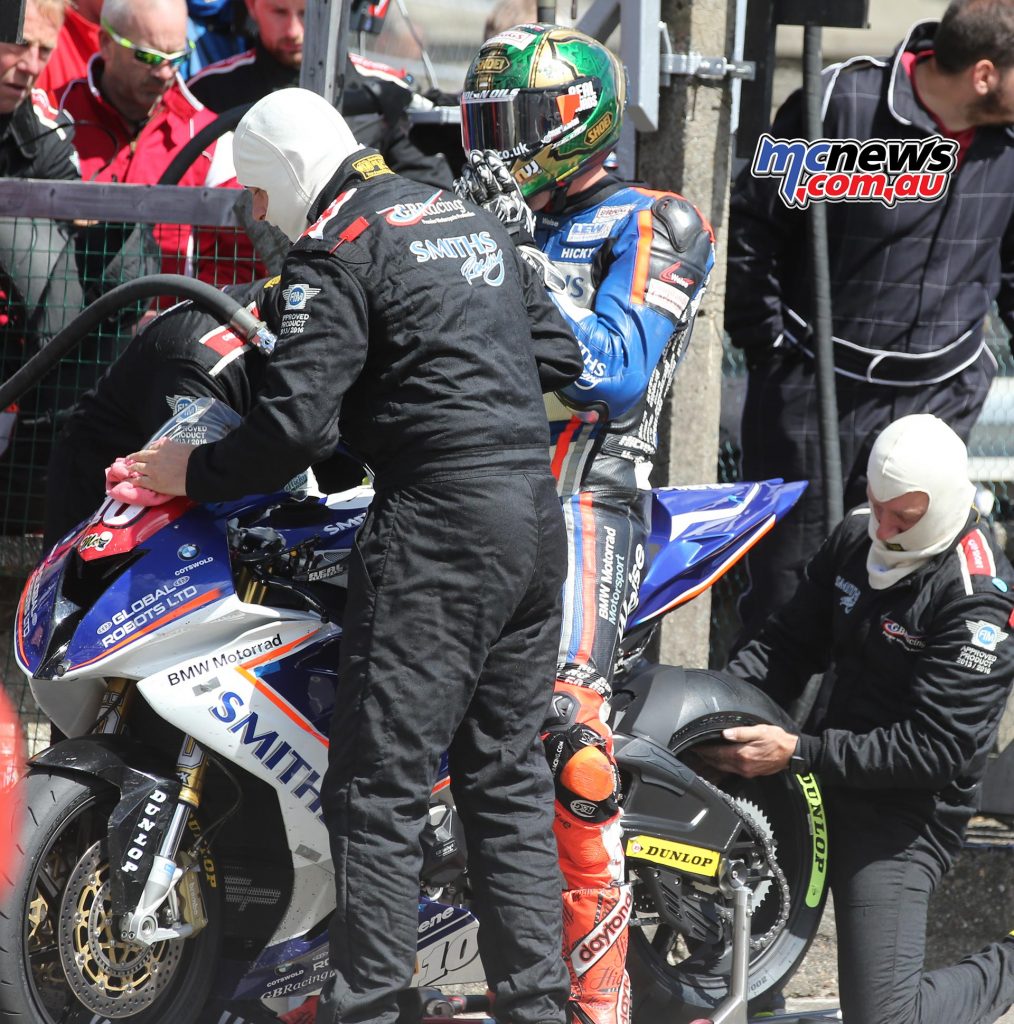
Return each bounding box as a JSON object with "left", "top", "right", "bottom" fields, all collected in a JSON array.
[{"left": 0, "top": 178, "right": 270, "bottom": 749}]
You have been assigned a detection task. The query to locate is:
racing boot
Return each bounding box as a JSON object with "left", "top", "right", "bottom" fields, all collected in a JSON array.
[{"left": 561, "top": 883, "right": 633, "bottom": 1024}]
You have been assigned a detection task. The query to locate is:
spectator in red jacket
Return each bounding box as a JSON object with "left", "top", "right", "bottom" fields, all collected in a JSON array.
[
  {"left": 55, "top": 0, "right": 256, "bottom": 286},
  {"left": 35, "top": 0, "right": 102, "bottom": 97}
]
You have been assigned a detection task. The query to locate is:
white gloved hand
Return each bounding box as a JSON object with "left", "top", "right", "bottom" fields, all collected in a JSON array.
[
  {"left": 518, "top": 245, "right": 568, "bottom": 296},
  {"left": 454, "top": 150, "right": 536, "bottom": 244}
]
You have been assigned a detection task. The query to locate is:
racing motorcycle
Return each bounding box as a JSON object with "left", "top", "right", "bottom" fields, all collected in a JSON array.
[{"left": 3, "top": 398, "right": 827, "bottom": 1024}]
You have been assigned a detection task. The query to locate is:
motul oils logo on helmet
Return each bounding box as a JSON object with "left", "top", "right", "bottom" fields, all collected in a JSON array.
[
  {"left": 475, "top": 55, "right": 510, "bottom": 73},
  {"left": 585, "top": 112, "right": 613, "bottom": 146},
  {"left": 626, "top": 834, "right": 721, "bottom": 877}
]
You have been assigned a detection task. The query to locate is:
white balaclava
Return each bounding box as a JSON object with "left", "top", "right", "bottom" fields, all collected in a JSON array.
[
  {"left": 233, "top": 88, "right": 363, "bottom": 242},
  {"left": 865, "top": 414, "right": 976, "bottom": 590}
]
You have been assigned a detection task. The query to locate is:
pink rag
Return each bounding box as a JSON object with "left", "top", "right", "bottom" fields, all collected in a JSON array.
[{"left": 104, "top": 457, "right": 173, "bottom": 507}]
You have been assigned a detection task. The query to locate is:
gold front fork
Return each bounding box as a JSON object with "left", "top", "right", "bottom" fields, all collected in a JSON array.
[
  {"left": 94, "top": 677, "right": 135, "bottom": 735},
  {"left": 236, "top": 566, "right": 268, "bottom": 605},
  {"left": 176, "top": 734, "right": 208, "bottom": 809}
]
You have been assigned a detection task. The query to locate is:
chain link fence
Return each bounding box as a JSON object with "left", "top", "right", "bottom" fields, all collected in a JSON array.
[{"left": 0, "top": 179, "right": 268, "bottom": 750}]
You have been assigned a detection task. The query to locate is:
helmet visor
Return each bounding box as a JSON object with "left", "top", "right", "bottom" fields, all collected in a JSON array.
[{"left": 460, "top": 80, "right": 598, "bottom": 156}]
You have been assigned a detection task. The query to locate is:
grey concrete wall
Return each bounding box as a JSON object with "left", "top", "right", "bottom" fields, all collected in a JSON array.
[{"left": 641, "top": 0, "right": 733, "bottom": 670}]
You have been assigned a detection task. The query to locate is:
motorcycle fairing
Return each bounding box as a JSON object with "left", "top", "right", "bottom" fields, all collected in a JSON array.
[
  {"left": 139, "top": 620, "right": 340, "bottom": 947},
  {"left": 412, "top": 899, "right": 482, "bottom": 988},
  {"left": 231, "top": 897, "right": 483, "bottom": 1002},
  {"left": 76, "top": 495, "right": 195, "bottom": 563},
  {"left": 234, "top": 933, "right": 336, "bottom": 1001},
  {"left": 17, "top": 501, "right": 235, "bottom": 680},
  {"left": 629, "top": 480, "right": 807, "bottom": 629}
]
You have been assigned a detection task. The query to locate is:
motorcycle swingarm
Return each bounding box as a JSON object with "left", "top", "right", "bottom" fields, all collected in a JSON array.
[
  {"left": 615, "top": 733, "right": 743, "bottom": 878},
  {"left": 33, "top": 736, "right": 184, "bottom": 917}
]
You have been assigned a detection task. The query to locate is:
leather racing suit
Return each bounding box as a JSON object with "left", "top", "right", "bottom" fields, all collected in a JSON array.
[{"left": 534, "top": 176, "right": 714, "bottom": 1024}]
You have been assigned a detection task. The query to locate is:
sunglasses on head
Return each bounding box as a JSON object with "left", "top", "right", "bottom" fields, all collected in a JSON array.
[{"left": 101, "top": 20, "right": 193, "bottom": 69}]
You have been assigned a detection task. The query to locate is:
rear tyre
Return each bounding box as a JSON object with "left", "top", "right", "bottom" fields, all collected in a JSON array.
[
  {"left": 627, "top": 719, "right": 828, "bottom": 1024},
  {"left": 0, "top": 768, "right": 222, "bottom": 1024}
]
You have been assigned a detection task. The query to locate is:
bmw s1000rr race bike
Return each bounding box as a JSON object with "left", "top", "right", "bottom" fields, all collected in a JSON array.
[{"left": 3, "top": 399, "right": 828, "bottom": 1024}]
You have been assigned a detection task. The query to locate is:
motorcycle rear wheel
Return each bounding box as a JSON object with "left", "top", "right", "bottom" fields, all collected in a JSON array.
[
  {"left": 627, "top": 728, "right": 828, "bottom": 1024},
  {"left": 0, "top": 768, "right": 222, "bottom": 1024}
]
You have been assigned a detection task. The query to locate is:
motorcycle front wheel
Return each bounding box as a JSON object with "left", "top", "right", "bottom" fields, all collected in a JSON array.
[
  {"left": 0, "top": 768, "right": 222, "bottom": 1024},
  {"left": 627, "top": 729, "right": 828, "bottom": 1024}
]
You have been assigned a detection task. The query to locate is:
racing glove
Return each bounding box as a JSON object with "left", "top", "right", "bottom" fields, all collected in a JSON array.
[
  {"left": 518, "top": 244, "right": 569, "bottom": 296},
  {"left": 454, "top": 150, "right": 536, "bottom": 245}
]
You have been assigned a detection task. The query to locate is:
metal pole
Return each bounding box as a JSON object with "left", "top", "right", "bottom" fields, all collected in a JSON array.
[
  {"left": 0, "top": 0, "right": 25, "bottom": 44},
  {"left": 802, "top": 25, "right": 843, "bottom": 533},
  {"left": 300, "top": 0, "right": 353, "bottom": 107}
]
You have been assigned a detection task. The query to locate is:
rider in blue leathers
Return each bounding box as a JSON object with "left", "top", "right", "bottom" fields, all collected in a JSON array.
[{"left": 456, "top": 24, "right": 715, "bottom": 1024}]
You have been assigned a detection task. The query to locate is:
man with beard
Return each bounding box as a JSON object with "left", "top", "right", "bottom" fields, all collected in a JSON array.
[{"left": 726, "top": 0, "right": 1014, "bottom": 641}]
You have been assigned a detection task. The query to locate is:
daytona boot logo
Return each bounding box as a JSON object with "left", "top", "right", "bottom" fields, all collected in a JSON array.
[{"left": 752, "top": 134, "right": 959, "bottom": 208}]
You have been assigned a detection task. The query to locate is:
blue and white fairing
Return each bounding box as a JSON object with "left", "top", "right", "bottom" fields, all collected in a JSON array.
[{"left": 628, "top": 480, "right": 808, "bottom": 629}]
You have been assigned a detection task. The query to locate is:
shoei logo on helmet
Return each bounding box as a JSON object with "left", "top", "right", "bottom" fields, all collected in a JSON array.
[
  {"left": 475, "top": 55, "right": 510, "bottom": 73},
  {"left": 585, "top": 112, "right": 614, "bottom": 146}
]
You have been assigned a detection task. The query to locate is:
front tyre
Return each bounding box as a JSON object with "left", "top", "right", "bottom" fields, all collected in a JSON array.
[
  {"left": 627, "top": 726, "right": 828, "bottom": 1024},
  {"left": 0, "top": 769, "right": 222, "bottom": 1024}
]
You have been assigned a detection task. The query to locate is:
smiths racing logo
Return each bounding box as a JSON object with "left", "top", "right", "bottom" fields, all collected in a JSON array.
[
  {"left": 882, "top": 618, "right": 925, "bottom": 652},
  {"left": 378, "top": 190, "right": 473, "bottom": 226},
  {"left": 409, "top": 231, "right": 505, "bottom": 287},
  {"left": 751, "top": 134, "right": 958, "bottom": 209}
]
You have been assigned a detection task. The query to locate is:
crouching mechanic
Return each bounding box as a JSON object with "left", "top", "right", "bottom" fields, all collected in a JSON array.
[
  {"left": 699, "top": 414, "right": 1014, "bottom": 1024},
  {"left": 128, "top": 87, "right": 584, "bottom": 1024},
  {"left": 455, "top": 25, "right": 715, "bottom": 1024}
]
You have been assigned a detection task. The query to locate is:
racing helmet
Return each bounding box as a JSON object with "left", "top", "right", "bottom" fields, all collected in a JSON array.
[{"left": 460, "top": 24, "right": 626, "bottom": 198}]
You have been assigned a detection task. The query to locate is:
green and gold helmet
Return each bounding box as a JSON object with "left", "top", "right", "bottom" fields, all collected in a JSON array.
[{"left": 460, "top": 24, "right": 626, "bottom": 198}]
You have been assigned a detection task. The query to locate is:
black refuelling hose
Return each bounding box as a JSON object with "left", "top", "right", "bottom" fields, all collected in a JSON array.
[
  {"left": 0, "top": 273, "right": 274, "bottom": 411},
  {"left": 158, "top": 103, "right": 253, "bottom": 186}
]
